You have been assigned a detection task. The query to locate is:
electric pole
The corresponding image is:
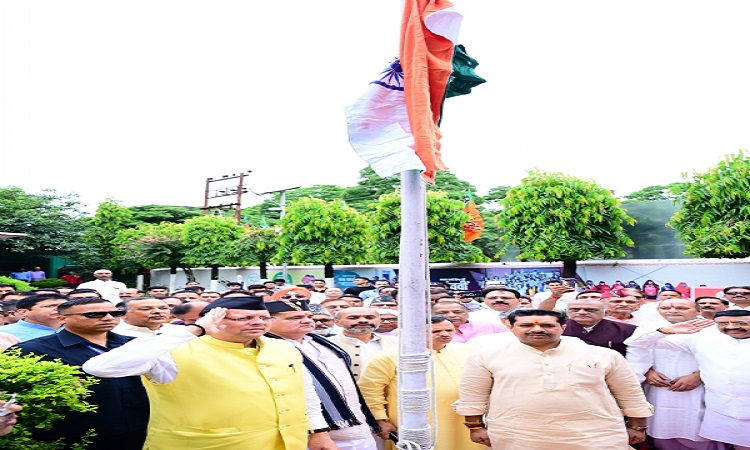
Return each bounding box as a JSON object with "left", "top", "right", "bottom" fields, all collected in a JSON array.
[{"left": 202, "top": 171, "right": 252, "bottom": 224}]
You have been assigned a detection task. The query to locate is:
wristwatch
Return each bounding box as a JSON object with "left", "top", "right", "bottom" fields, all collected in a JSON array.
[
  {"left": 309, "top": 427, "right": 332, "bottom": 435},
  {"left": 626, "top": 424, "right": 648, "bottom": 431}
]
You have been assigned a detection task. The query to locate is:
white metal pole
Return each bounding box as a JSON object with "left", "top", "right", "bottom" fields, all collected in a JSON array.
[{"left": 397, "top": 169, "right": 432, "bottom": 449}]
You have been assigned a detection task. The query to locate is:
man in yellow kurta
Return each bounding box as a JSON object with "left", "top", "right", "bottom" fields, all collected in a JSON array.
[
  {"left": 83, "top": 297, "right": 337, "bottom": 450},
  {"left": 358, "top": 315, "right": 486, "bottom": 450},
  {"left": 452, "top": 309, "right": 653, "bottom": 450}
]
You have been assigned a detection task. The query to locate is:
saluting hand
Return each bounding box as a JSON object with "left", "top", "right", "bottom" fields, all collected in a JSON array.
[
  {"left": 659, "top": 319, "right": 713, "bottom": 335},
  {"left": 195, "top": 307, "right": 227, "bottom": 335}
]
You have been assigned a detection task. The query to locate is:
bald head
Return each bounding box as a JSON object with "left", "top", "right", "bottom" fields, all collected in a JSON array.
[
  {"left": 566, "top": 299, "right": 606, "bottom": 327},
  {"left": 656, "top": 298, "right": 698, "bottom": 323},
  {"left": 334, "top": 307, "right": 380, "bottom": 336}
]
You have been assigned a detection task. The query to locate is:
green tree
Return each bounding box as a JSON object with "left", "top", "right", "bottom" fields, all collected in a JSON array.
[
  {"left": 225, "top": 226, "right": 280, "bottom": 278},
  {"left": 427, "top": 171, "right": 480, "bottom": 202},
  {"left": 497, "top": 170, "right": 635, "bottom": 277},
  {"left": 342, "top": 167, "right": 480, "bottom": 212},
  {"left": 274, "top": 198, "right": 372, "bottom": 277},
  {"left": 343, "top": 167, "right": 401, "bottom": 212},
  {"left": 128, "top": 205, "right": 201, "bottom": 224},
  {"left": 181, "top": 215, "right": 246, "bottom": 267},
  {"left": 370, "top": 190, "right": 489, "bottom": 264},
  {"left": 669, "top": 150, "right": 750, "bottom": 258},
  {"left": 621, "top": 183, "right": 689, "bottom": 203},
  {"left": 81, "top": 199, "right": 134, "bottom": 269},
  {"left": 114, "top": 222, "right": 186, "bottom": 274},
  {"left": 483, "top": 185, "right": 511, "bottom": 205},
  {"left": 0, "top": 187, "right": 87, "bottom": 259}
]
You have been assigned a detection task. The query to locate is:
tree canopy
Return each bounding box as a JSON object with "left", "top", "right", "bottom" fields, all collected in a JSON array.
[
  {"left": 370, "top": 190, "right": 489, "bottom": 264},
  {"left": 0, "top": 187, "right": 87, "bottom": 260},
  {"left": 670, "top": 150, "right": 750, "bottom": 258},
  {"left": 274, "top": 197, "right": 372, "bottom": 276},
  {"left": 497, "top": 170, "right": 635, "bottom": 277},
  {"left": 128, "top": 205, "right": 201, "bottom": 224},
  {"left": 621, "top": 183, "right": 689, "bottom": 203}
]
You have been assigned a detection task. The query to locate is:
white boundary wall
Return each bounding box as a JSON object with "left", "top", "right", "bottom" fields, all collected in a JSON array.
[{"left": 149, "top": 258, "right": 750, "bottom": 292}]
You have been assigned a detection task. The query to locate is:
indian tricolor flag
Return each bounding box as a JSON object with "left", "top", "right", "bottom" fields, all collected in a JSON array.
[{"left": 345, "top": 0, "right": 462, "bottom": 184}]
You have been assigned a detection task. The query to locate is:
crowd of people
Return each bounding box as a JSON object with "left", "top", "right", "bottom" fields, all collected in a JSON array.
[{"left": 0, "top": 270, "right": 748, "bottom": 450}]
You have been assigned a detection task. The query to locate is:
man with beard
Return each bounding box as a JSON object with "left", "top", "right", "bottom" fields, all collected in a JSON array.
[
  {"left": 469, "top": 287, "right": 522, "bottom": 323},
  {"left": 13, "top": 298, "right": 149, "bottom": 449},
  {"left": 266, "top": 300, "right": 380, "bottom": 450},
  {"left": 454, "top": 309, "right": 653, "bottom": 450},
  {"left": 309, "top": 303, "right": 336, "bottom": 337},
  {"left": 626, "top": 310, "right": 750, "bottom": 449},
  {"left": 330, "top": 307, "right": 397, "bottom": 379},
  {"left": 113, "top": 298, "right": 175, "bottom": 338}
]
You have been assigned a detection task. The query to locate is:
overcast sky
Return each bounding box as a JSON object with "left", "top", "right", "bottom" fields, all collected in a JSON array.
[{"left": 2, "top": 1, "right": 749, "bottom": 214}]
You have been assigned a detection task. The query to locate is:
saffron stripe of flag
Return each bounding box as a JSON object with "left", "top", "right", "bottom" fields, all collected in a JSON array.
[
  {"left": 401, "top": 0, "right": 462, "bottom": 184},
  {"left": 345, "top": 1, "right": 462, "bottom": 182}
]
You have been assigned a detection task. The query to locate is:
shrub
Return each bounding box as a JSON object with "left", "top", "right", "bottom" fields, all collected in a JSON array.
[
  {"left": 0, "top": 349, "right": 98, "bottom": 449},
  {"left": 0, "top": 276, "right": 32, "bottom": 292},
  {"left": 29, "top": 278, "right": 69, "bottom": 289}
]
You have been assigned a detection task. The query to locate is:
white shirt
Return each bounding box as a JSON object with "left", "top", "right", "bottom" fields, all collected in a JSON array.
[
  {"left": 77, "top": 279, "right": 127, "bottom": 303},
  {"left": 625, "top": 320, "right": 706, "bottom": 441},
  {"left": 531, "top": 290, "right": 578, "bottom": 311},
  {"left": 113, "top": 321, "right": 178, "bottom": 338},
  {"left": 624, "top": 326, "right": 750, "bottom": 444}
]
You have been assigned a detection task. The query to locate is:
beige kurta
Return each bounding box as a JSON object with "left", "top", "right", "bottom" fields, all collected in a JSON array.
[
  {"left": 358, "top": 343, "right": 486, "bottom": 450},
  {"left": 453, "top": 336, "right": 653, "bottom": 450}
]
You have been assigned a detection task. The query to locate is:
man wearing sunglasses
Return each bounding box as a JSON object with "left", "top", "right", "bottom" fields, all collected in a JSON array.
[
  {"left": 12, "top": 297, "right": 149, "bottom": 450},
  {"left": 722, "top": 285, "right": 750, "bottom": 311}
]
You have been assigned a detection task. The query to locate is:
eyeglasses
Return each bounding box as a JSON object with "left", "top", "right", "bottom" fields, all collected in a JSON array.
[
  {"left": 312, "top": 318, "right": 333, "bottom": 323},
  {"left": 725, "top": 291, "right": 750, "bottom": 296},
  {"left": 715, "top": 321, "right": 750, "bottom": 327},
  {"left": 223, "top": 316, "right": 274, "bottom": 322},
  {"left": 279, "top": 294, "right": 309, "bottom": 300},
  {"left": 63, "top": 310, "right": 127, "bottom": 319},
  {"left": 380, "top": 318, "right": 398, "bottom": 322},
  {"left": 567, "top": 308, "right": 603, "bottom": 313}
]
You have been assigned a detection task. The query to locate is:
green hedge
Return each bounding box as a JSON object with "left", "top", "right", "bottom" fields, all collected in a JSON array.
[
  {"left": 0, "top": 276, "right": 32, "bottom": 292},
  {"left": 29, "top": 278, "right": 69, "bottom": 289},
  {"left": 0, "top": 349, "right": 98, "bottom": 449}
]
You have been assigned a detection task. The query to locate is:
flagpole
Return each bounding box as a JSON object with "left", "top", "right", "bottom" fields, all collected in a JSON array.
[{"left": 397, "top": 168, "right": 432, "bottom": 449}]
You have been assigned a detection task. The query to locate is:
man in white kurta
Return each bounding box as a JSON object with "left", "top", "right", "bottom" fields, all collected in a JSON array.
[
  {"left": 453, "top": 309, "right": 653, "bottom": 450},
  {"left": 624, "top": 310, "right": 750, "bottom": 450},
  {"left": 626, "top": 299, "right": 725, "bottom": 450},
  {"left": 76, "top": 269, "right": 128, "bottom": 304}
]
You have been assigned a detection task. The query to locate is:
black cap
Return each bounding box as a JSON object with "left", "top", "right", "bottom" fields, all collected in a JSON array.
[
  {"left": 200, "top": 296, "right": 266, "bottom": 315},
  {"left": 266, "top": 300, "right": 310, "bottom": 313},
  {"left": 714, "top": 310, "right": 750, "bottom": 318}
]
